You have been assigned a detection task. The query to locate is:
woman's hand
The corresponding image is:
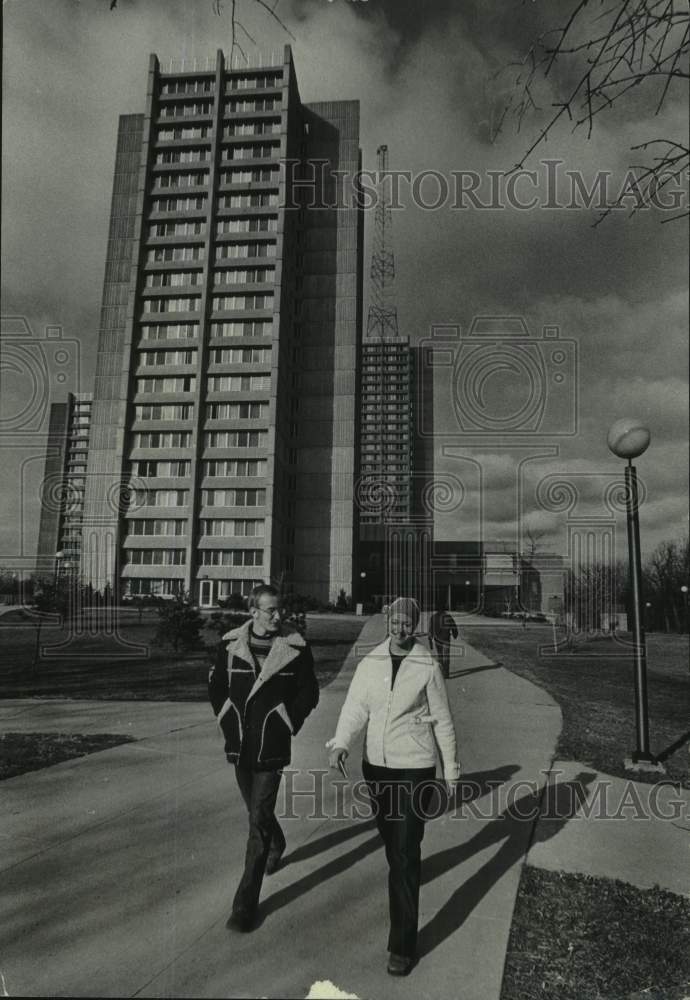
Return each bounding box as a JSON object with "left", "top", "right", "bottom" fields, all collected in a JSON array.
[{"left": 328, "top": 745, "right": 349, "bottom": 770}]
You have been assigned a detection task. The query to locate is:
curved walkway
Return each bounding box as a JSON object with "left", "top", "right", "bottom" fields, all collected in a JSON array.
[{"left": 0, "top": 615, "right": 561, "bottom": 999}]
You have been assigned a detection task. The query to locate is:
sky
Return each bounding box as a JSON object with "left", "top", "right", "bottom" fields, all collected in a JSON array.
[{"left": 1, "top": 0, "right": 688, "bottom": 570}]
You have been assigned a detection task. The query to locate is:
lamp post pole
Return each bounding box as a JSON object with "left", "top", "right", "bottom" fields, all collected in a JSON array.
[{"left": 607, "top": 418, "right": 661, "bottom": 771}]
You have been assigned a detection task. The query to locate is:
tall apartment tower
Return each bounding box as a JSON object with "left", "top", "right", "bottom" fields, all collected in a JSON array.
[
  {"left": 81, "top": 47, "right": 362, "bottom": 605},
  {"left": 357, "top": 146, "right": 432, "bottom": 608},
  {"left": 36, "top": 393, "right": 93, "bottom": 578}
]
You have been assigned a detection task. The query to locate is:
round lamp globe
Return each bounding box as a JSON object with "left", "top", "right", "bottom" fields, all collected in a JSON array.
[{"left": 607, "top": 418, "right": 651, "bottom": 459}]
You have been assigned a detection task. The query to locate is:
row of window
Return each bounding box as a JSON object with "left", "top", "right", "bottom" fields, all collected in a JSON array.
[
  {"left": 131, "top": 486, "right": 266, "bottom": 507},
  {"left": 207, "top": 375, "right": 271, "bottom": 391},
  {"left": 126, "top": 549, "right": 186, "bottom": 565},
  {"left": 218, "top": 192, "right": 278, "bottom": 209},
  {"left": 157, "top": 126, "right": 211, "bottom": 142},
  {"left": 206, "top": 402, "right": 267, "bottom": 419},
  {"left": 199, "top": 549, "right": 263, "bottom": 566},
  {"left": 214, "top": 267, "right": 274, "bottom": 284},
  {"left": 149, "top": 220, "right": 204, "bottom": 238},
  {"left": 203, "top": 459, "right": 267, "bottom": 476},
  {"left": 125, "top": 518, "right": 265, "bottom": 537},
  {"left": 138, "top": 319, "right": 272, "bottom": 340},
  {"left": 143, "top": 298, "right": 200, "bottom": 314},
  {"left": 221, "top": 143, "right": 279, "bottom": 162},
  {"left": 140, "top": 352, "right": 273, "bottom": 373},
  {"left": 160, "top": 80, "right": 214, "bottom": 96},
  {"left": 226, "top": 97, "right": 279, "bottom": 112},
  {"left": 132, "top": 431, "right": 192, "bottom": 447},
  {"left": 216, "top": 243, "right": 276, "bottom": 260},
  {"left": 150, "top": 196, "right": 206, "bottom": 214},
  {"left": 131, "top": 460, "right": 190, "bottom": 477},
  {"left": 140, "top": 323, "right": 198, "bottom": 340},
  {"left": 141, "top": 294, "right": 273, "bottom": 316},
  {"left": 205, "top": 430, "right": 266, "bottom": 447},
  {"left": 134, "top": 400, "right": 269, "bottom": 420},
  {"left": 223, "top": 120, "right": 280, "bottom": 138},
  {"left": 154, "top": 171, "right": 208, "bottom": 191},
  {"left": 217, "top": 217, "right": 277, "bottom": 234},
  {"left": 147, "top": 247, "right": 204, "bottom": 264},
  {"left": 155, "top": 148, "right": 210, "bottom": 165},
  {"left": 159, "top": 102, "right": 213, "bottom": 119}
]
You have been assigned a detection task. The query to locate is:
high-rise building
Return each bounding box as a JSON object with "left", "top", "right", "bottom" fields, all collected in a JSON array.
[
  {"left": 81, "top": 47, "right": 362, "bottom": 605},
  {"left": 36, "top": 393, "right": 93, "bottom": 578}
]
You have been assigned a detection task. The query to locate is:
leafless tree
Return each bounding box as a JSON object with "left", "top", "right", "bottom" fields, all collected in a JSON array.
[
  {"left": 643, "top": 535, "right": 689, "bottom": 631},
  {"left": 491, "top": 0, "right": 689, "bottom": 224}
]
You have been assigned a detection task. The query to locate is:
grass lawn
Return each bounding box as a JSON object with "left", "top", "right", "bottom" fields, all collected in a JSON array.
[
  {"left": 501, "top": 865, "right": 690, "bottom": 1000},
  {"left": 0, "top": 732, "right": 137, "bottom": 780},
  {"left": 462, "top": 625, "right": 690, "bottom": 788},
  {"left": 0, "top": 611, "right": 366, "bottom": 700}
]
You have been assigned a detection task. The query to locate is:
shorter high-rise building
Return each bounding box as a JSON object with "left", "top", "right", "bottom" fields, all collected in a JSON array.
[{"left": 36, "top": 393, "right": 93, "bottom": 579}]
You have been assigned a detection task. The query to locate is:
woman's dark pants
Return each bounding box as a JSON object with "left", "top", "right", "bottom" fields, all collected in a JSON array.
[{"left": 362, "top": 760, "right": 437, "bottom": 959}]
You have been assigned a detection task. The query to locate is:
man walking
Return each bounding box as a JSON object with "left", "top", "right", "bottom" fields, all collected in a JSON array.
[
  {"left": 208, "top": 584, "right": 319, "bottom": 931},
  {"left": 427, "top": 606, "right": 458, "bottom": 679}
]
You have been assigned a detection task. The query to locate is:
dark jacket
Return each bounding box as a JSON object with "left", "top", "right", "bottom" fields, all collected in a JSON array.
[
  {"left": 208, "top": 619, "right": 319, "bottom": 770},
  {"left": 428, "top": 611, "right": 459, "bottom": 645}
]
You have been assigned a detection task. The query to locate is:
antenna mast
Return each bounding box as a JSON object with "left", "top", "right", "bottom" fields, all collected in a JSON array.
[{"left": 366, "top": 144, "right": 399, "bottom": 340}]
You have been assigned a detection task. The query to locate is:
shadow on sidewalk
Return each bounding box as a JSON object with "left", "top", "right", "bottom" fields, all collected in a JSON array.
[
  {"left": 261, "top": 766, "right": 519, "bottom": 922},
  {"left": 449, "top": 662, "right": 503, "bottom": 679},
  {"left": 417, "top": 772, "right": 597, "bottom": 958}
]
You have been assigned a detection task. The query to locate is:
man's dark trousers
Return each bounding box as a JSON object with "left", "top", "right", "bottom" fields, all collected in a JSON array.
[
  {"left": 433, "top": 641, "right": 451, "bottom": 678},
  {"left": 363, "top": 761, "right": 436, "bottom": 958},
  {"left": 232, "top": 761, "right": 286, "bottom": 914}
]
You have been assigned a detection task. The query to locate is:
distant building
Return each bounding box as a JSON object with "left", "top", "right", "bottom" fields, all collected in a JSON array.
[
  {"left": 80, "top": 47, "right": 363, "bottom": 605},
  {"left": 36, "top": 393, "right": 93, "bottom": 579}
]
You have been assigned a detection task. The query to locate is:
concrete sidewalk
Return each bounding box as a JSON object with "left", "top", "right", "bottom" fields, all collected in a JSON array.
[{"left": 0, "top": 615, "right": 564, "bottom": 999}]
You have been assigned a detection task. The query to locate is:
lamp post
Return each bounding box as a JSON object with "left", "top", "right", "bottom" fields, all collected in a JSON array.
[
  {"left": 681, "top": 585, "right": 689, "bottom": 635},
  {"left": 607, "top": 418, "right": 661, "bottom": 770},
  {"left": 464, "top": 578, "right": 471, "bottom": 611}
]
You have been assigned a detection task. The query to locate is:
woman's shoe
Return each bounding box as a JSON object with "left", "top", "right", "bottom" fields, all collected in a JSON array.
[{"left": 387, "top": 953, "right": 414, "bottom": 976}]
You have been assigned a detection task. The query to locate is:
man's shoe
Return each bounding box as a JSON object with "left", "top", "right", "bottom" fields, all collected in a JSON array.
[
  {"left": 265, "top": 846, "right": 285, "bottom": 875},
  {"left": 387, "top": 953, "right": 414, "bottom": 976},
  {"left": 226, "top": 908, "right": 256, "bottom": 932}
]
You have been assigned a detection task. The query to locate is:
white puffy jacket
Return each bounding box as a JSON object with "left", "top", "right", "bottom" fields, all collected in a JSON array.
[{"left": 332, "top": 638, "right": 460, "bottom": 781}]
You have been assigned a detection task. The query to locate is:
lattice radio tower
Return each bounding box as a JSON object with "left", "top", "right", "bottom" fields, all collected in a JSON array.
[{"left": 366, "top": 144, "right": 399, "bottom": 340}]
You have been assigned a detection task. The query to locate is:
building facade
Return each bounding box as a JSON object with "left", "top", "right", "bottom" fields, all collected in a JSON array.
[
  {"left": 81, "top": 47, "right": 362, "bottom": 605},
  {"left": 36, "top": 393, "right": 93, "bottom": 579}
]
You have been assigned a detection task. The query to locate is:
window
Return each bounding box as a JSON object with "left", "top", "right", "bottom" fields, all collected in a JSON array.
[
  {"left": 134, "top": 406, "right": 193, "bottom": 422},
  {"left": 158, "top": 101, "right": 213, "bottom": 117},
  {"left": 156, "top": 126, "right": 210, "bottom": 143},
  {"left": 216, "top": 217, "right": 277, "bottom": 235},
  {"left": 205, "top": 401, "right": 268, "bottom": 419},
  {"left": 213, "top": 267, "right": 274, "bottom": 285},
  {"left": 204, "top": 430, "right": 267, "bottom": 447},
  {"left": 160, "top": 79, "right": 214, "bottom": 96},
  {"left": 127, "top": 519, "right": 186, "bottom": 536},
  {"left": 215, "top": 242, "right": 276, "bottom": 261},
  {"left": 206, "top": 375, "right": 271, "bottom": 392},
  {"left": 142, "top": 298, "right": 200, "bottom": 314},
  {"left": 148, "top": 221, "right": 205, "bottom": 238},
  {"left": 219, "top": 167, "right": 278, "bottom": 184},
  {"left": 139, "top": 323, "right": 198, "bottom": 341},
  {"left": 126, "top": 549, "right": 186, "bottom": 565},
  {"left": 198, "top": 549, "right": 263, "bottom": 566},
  {"left": 135, "top": 376, "right": 196, "bottom": 394},
  {"left": 210, "top": 320, "right": 272, "bottom": 338},
  {"left": 123, "top": 578, "right": 184, "bottom": 596},
  {"left": 155, "top": 148, "right": 210, "bottom": 164},
  {"left": 153, "top": 172, "right": 207, "bottom": 191},
  {"left": 132, "top": 430, "right": 193, "bottom": 447},
  {"left": 210, "top": 348, "right": 271, "bottom": 363},
  {"left": 226, "top": 72, "right": 282, "bottom": 91},
  {"left": 224, "top": 97, "right": 279, "bottom": 113},
  {"left": 201, "top": 488, "right": 265, "bottom": 506},
  {"left": 150, "top": 196, "right": 206, "bottom": 214},
  {"left": 223, "top": 120, "right": 280, "bottom": 138},
  {"left": 212, "top": 293, "right": 273, "bottom": 311},
  {"left": 139, "top": 349, "right": 196, "bottom": 366},
  {"left": 132, "top": 489, "right": 189, "bottom": 507},
  {"left": 221, "top": 143, "right": 279, "bottom": 161},
  {"left": 199, "top": 519, "right": 264, "bottom": 537},
  {"left": 130, "top": 460, "right": 191, "bottom": 477},
  {"left": 202, "top": 459, "right": 267, "bottom": 477}
]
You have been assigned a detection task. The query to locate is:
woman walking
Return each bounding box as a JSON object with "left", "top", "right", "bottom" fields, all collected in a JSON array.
[{"left": 327, "top": 597, "right": 460, "bottom": 976}]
